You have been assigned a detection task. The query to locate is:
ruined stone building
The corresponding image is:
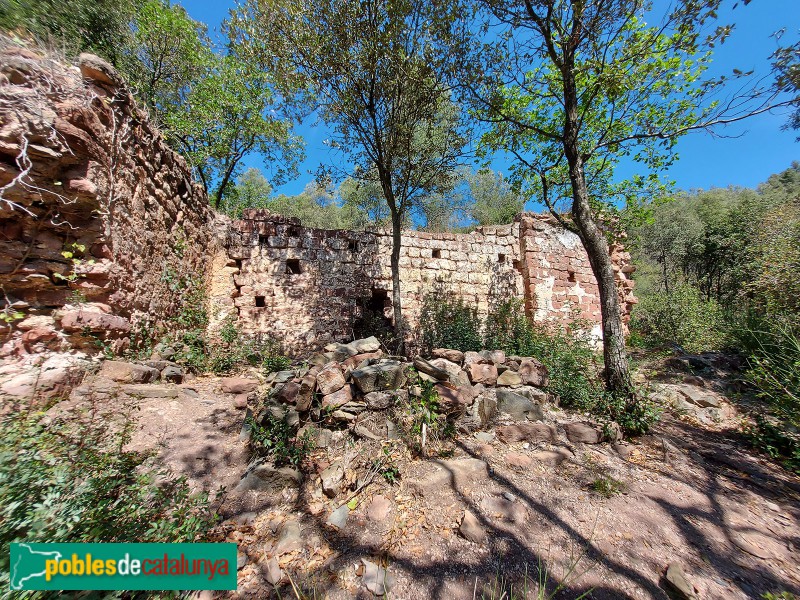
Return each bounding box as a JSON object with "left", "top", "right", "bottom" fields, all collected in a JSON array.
[
  {"left": 0, "top": 47, "right": 635, "bottom": 372},
  {"left": 206, "top": 209, "right": 636, "bottom": 354}
]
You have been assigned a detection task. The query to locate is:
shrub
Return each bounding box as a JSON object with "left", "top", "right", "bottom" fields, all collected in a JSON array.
[
  {"left": 486, "top": 300, "right": 660, "bottom": 435},
  {"left": 0, "top": 403, "right": 215, "bottom": 592},
  {"left": 419, "top": 286, "right": 483, "bottom": 353},
  {"left": 486, "top": 300, "right": 603, "bottom": 410},
  {"left": 248, "top": 413, "right": 314, "bottom": 468},
  {"left": 630, "top": 284, "right": 728, "bottom": 353},
  {"left": 735, "top": 318, "right": 800, "bottom": 473}
]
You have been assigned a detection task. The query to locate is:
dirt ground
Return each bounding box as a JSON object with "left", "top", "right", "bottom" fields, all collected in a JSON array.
[{"left": 84, "top": 363, "right": 800, "bottom": 600}]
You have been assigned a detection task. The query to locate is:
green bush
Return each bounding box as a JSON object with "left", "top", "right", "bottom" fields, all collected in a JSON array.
[
  {"left": 248, "top": 413, "right": 314, "bottom": 468},
  {"left": 486, "top": 300, "right": 660, "bottom": 435},
  {"left": 419, "top": 286, "right": 483, "bottom": 353},
  {"left": 630, "top": 284, "right": 728, "bottom": 353},
  {"left": 487, "top": 300, "right": 602, "bottom": 410},
  {"left": 735, "top": 318, "right": 800, "bottom": 473},
  {"left": 0, "top": 404, "right": 215, "bottom": 593}
]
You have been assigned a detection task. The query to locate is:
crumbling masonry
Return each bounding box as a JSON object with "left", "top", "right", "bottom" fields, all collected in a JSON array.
[
  {"left": 0, "top": 46, "right": 635, "bottom": 370},
  {"left": 207, "top": 210, "right": 636, "bottom": 355}
]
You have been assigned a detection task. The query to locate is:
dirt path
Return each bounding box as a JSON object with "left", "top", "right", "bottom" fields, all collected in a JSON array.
[{"left": 76, "top": 372, "right": 800, "bottom": 599}]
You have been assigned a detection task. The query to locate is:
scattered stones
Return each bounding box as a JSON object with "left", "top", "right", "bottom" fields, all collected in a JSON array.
[
  {"left": 496, "top": 423, "right": 556, "bottom": 444},
  {"left": 431, "top": 348, "right": 464, "bottom": 363},
  {"left": 297, "top": 366, "right": 320, "bottom": 412},
  {"left": 320, "top": 461, "right": 344, "bottom": 498},
  {"left": 361, "top": 559, "right": 397, "bottom": 596},
  {"left": 663, "top": 562, "right": 697, "bottom": 599},
  {"left": 459, "top": 509, "right": 487, "bottom": 544},
  {"left": 351, "top": 361, "right": 406, "bottom": 393},
  {"left": 276, "top": 381, "right": 301, "bottom": 404},
  {"left": 434, "top": 383, "right": 467, "bottom": 413},
  {"left": 121, "top": 384, "right": 179, "bottom": 398},
  {"left": 496, "top": 389, "right": 544, "bottom": 421},
  {"left": 275, "top": 520, "right": 302, "bottom": 555},
  {"left": 467, "top": 362, "right": 498, "bottom": 385},
  {"left": 413, "top": 356, "right": 449, "bottom": 380},
  {"left": 100, "top": 360, "right": 159, "bottom": 384},
  {"left": 364, "top": 391, "right": 393, "bottom": 410},
  {"left": 326, "top": 504, "right": 350, "bottom": 529},
  {"left": 481, "top": 495, "right": 528, "bottom": 524},
  {"left": 532, "top": 449, "right": 571, "bottom": 466},
  {"left": 322, "top": 384, "right": 355, "bottom": 410},
  {"left": 564, "top": 422, "right": 602, "bottom": 444},
  {"left": 160, "top": 365, "right": 183, "bottom": 383},
  {"left": 264, "top": 557, "right": 283, "bottom": 586},
  {"left": 221, "top": 377, "right": 259, "bottom": 394},
  {"left": 505, "top": 451, "right": 533, "bottom": 468},
  {"left": 479, "top": 349, "right": 506, "bottom": 365},
  {"left": 496, "top": 370, "right": 522, "bottom": 386},
  {"left": 367, "top": 495, "right": 393, "bottom": 522},
  {"left": 316, "top": 362, "right": 346, "bottom": 395},
  {"left": 234, "top": 461, "right": 301, "bottom": 492},
  {"left": 518, "top": 358, "right": 549, "bottom": 387},
  {"left": 474, "top": 431, "right": 495, "bottom": 443}
]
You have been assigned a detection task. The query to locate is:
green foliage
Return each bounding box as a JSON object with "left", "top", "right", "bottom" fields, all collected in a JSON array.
[
  {"left": 590, "top": 475, "right": 625, "bottom": 498},
  {"left": 464, "top": 168, "right": 524, "bottom": 226},
  {"left": 0, "top": 404, "right": 215, "bottom": 591},
  {"left": 0, "top": 0, "right": 141, "bottom": 64},
  {"left": 735, "top": 318, "right": 800, "bottom": 474},
  {"left": 743, "top": 416, "right": 800, "bottom": 475},
  {"left": 487, "top": 300, "right": 603, "bottom": 410},
  {"left": 630, "top": 284, "right": 728, "bottom": 353},
  {"left": 762, "top": 592, "right": 798, "bottom": 600},
  {"left": 248, "top": 413, "right": 314, "bottom": 468},
  {"left": 485, "top": 299, "right": 659, "bottom": 435},
  {"left": 419, "top": 286, "right": 483, "bottom": 353},
  {"left": 206, "top": 318, "right": 289, "bottom": 375},
  {"left": 398, "top": 379, "right": 455, "bottom": 453},
  {"left": 373, "top": 446, "right": 400, "bottom": 485}
]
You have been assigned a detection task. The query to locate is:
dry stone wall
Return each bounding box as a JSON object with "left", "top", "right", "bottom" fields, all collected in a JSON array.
[
  {"left": 0, "top": 46, "right": 213, "bottom": 360},
  {"left": 219, "top": 210, "right": 635, "bottom": 355}
]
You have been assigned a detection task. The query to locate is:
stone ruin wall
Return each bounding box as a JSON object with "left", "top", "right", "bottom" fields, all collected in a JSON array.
[
  {"left": 0, "top": 43, "right": 636, "bottom": 379},
  {"left": 215, "top": 210, "right": 636, "bottom": 356},
  {"left": 0, "top": 45, "right": 213, "bottom": 364}
]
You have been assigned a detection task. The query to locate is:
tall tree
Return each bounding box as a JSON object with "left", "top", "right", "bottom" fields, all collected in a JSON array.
[
  {"left": 231, "top": 0, "right": 466, "bottom": 351},
  {"left": 453, "top": 0, "right": 792, "bottom": 400},
  {"left": 466, "top": 168, "right": 525, "bottom": 225},
  {"left": 126, "top": 1, "right": 302, "bottom": 206}
]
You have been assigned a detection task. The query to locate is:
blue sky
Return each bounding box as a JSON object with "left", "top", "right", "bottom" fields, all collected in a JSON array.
[{"left": 182, "top": 0, "right": 798, "bottom": 201}]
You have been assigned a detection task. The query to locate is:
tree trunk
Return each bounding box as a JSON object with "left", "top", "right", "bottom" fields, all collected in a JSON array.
[
  {"left": 561, "top": 61, "right": 633, "bottom": 398},
  {"left": 389, "top": 204, "right": 405, "bottom": 355}
]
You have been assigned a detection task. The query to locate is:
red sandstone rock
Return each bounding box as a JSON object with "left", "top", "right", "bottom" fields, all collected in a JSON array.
[
  {"left": 321, "top": 384, "right": 354, "bottom": 410},
  {"left": 100, "top": 360, "right": 159, "bottom": 384},
  {"left": 505, "top": 451, "right": 533, "bottom": 468},
  {"left": 431, "top": 348, "right": 464, "bottom": 363},
  {"left": 276, "top": 381, "right": 300, "bottom": 405},
  {"left": 564, "top": 422, "right": 602, "bottom": 444},
  {"left": 342, "top": 351, "right": 382, "bottom": 370},
  {"left": 221, "top": 377, "right": 259, "bottom": 394},
  {"left": 496, "top": 423, "right": 556, "bottom": 444},
  {"left": 297, "top": 366, "right": 320, "bottom": 412},
  {"left": 518, "top": 359, "right": 549, "bottom": 387},
  {"left": 58, "top": 308, "right": 131, "bottom": 335},
  {"left": 316, "top": 362, "right": 346, "bottom": 395},
  {"left": 434, "top": 382, "right": 467, "bottom": 413},
  {"left": 467, "top": 362, "right": 498, "bottom": 386}
]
